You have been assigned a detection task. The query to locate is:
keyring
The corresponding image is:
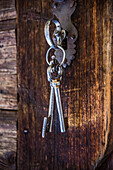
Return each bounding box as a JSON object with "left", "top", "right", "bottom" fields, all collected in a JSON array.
[
  {"left": 44, "top": 20, "right": 62, "bottom": 49},
  {"left": 46, "top": 46, "right": 65, "bottom": 66}
]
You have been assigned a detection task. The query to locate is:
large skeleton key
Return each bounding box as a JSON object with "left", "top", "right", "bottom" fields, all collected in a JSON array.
[{"left": 52, "top": 80, "right": 65, "bottom": 133}]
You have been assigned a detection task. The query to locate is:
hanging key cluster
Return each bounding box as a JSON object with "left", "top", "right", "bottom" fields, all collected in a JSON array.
[{"left": 42, "top": 20, "right": 66, "bottom": 138}]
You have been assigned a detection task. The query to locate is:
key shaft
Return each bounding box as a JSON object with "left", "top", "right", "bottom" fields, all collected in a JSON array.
[
  {"left": 48, "top": 85, "right": 54, "bottom": 132},
  {"left": 53, "top": 81, "right": 65, "bottom": 133}
]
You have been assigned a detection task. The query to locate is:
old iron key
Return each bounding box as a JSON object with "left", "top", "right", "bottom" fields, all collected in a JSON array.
[
  {"left": 42, "top": 58, "right": 65, "bottom": 138},
  {"left": 52, "top": 78, "right": 65, "bottom": 133},
  {"left": 42, "top": 58, "right": 56, "bottom": 138},
  {"left": 42, "top": 85, "right": 54, "bottom": 138},
  {"left": 48, "top": 61, "right": 65, "bottom": 133}
]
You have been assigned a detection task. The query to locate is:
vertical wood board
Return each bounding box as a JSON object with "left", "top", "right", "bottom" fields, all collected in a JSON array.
[{"left": 17, "top": 0, "right": 112, "bottom": 169}]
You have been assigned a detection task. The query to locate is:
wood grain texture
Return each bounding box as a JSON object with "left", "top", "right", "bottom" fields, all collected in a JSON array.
[
  {"left": 17, "top": 0, "right": 112, "bottom": 169},
  {"left": 0, "top": 0, "right": 17, "bottom": 110},
  {"left": 0, "top": 0, "right": 16, "bottom": 32},
  {"left": 95, "top": 150, "right": 113, "bottom": 170},
  {"left": 0, "top": 109, "right": 17, "bottom": 170},
  {"left": 0, "top": 0, "right": 15, "bottom": 11},
  {"left": 96, "top": 1, "right": 113, "bottom": 168},
  {"left": 0, "top": 0, "right": 17, "bottom": 169},
  {"left": 0, "top": 109, "right": 17, "bottom": 156},
  {"left": 0, "top": 30, "right": 17, "bottom": 110}
]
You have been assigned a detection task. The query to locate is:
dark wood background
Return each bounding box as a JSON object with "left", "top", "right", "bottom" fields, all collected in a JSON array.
[
  {"left": 17, "top": 0, "right": 113, "bottom": 169},
  {"left": 0, "top": 0, "right": 113, "bottom": 169}
]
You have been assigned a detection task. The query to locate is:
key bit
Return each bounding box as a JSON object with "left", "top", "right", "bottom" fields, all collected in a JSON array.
[
  {"left": 42, "top": 117, "right": 47, "bottom": 138},
  {"left": 46, "top": 116, "right": 51, "bottom": 132},
  {"left": 42, "top": 116, "right": 52, "bottom": 138}
]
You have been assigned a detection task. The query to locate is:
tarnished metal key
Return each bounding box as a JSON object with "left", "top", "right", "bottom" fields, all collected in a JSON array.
[
  {"left": 42, "top": 85, "right": 54, "bottom": 138},
  {"left": 52, "top": 80, "right": 65, "bottom": 133}
]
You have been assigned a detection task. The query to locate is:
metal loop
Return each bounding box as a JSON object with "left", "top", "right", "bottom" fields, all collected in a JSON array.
[
  {"left": 44, "top": 20, "right": 62, "bottom": 49},
  {"left": 46, "top": 46, "right": 65, "bottom": 66}
]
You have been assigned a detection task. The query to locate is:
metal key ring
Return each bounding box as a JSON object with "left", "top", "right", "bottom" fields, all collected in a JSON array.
[
  {"left": 46, "top": 46, "right": 65, "bottom": 66},
  {"left": 44, "top": 20, "right": 61, "bottom": 49}
]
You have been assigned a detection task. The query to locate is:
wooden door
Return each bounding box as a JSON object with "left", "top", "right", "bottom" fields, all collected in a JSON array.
[{"left": 17, "top": 0, "right": 112, "bottom": 169}]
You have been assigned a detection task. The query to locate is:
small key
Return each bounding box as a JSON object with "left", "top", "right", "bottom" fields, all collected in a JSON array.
[
  {"left": 42, "top": 62, "right": 55, "bottom": 138},
  {"left": 52, "top": 79, "right": 65, "bottom": 133},
  {"left": 42, "top": 85, "right": 54, "bottom": 138}
]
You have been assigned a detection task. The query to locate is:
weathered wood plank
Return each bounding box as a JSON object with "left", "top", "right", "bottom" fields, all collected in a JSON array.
[
  {"left": 0, "top": 0, "right": 17, "bottom": 169},
  {"left": 0, "top": 8, "right": 16, "bottom": 22},
  {"left": 0, "top": 0, "right": 15, "bottom": 11},
  {"left": 0, "top": 110, "right": 17, "bottom": 156},
  {"left": 0, "top": 30, "right": 16, "bottom": 46},
  {"left": 0, "top": 0, "right": 16, "bottom": 31},
  {"left": 0, "top": 109, "right": 17, "bottom": 169},
  {"left": 0, "top": 30, "right": 17, "bottom": 110},
  {"left": 96, "top": 1, "right": 113, "bottom": 168},
  {"left": 0, "top": 19, "right": 16, "bottom": 32},
  {"left": 101, "top": 0, "right": 112, "bottom": 155},
  {"left": 0, "top": 0, "right": 17, "bottom": 111}
]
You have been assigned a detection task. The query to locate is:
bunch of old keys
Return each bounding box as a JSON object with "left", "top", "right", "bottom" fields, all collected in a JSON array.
[{"left": 42, "top": 20, "right": 66, "bottom": 138}]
